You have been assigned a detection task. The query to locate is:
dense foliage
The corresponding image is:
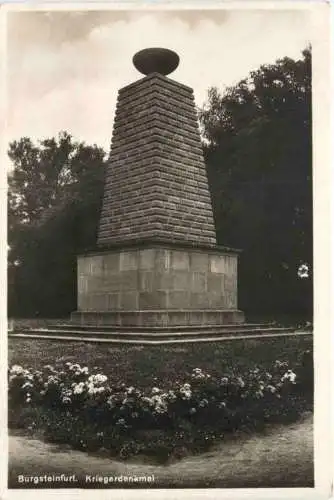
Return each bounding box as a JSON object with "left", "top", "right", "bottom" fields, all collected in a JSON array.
[
  {"left": 8, "top": 132, "right": 106, "bottom": 317},
  {"left": 199, "top": 48, "right": 312, "bottom": 318},
  {"left": 8, "top": 49, "right": 312, "bottom": 319},
  {"left": 8, "top": 348, "right": 312, "bottom": 462}
]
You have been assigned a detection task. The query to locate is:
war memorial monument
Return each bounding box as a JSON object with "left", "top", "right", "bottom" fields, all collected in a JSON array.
[{"left": 71, "top": 48, "right": 245, "bottom": 330}]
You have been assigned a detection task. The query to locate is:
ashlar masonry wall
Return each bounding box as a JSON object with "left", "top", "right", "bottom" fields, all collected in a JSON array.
[
  {"left": 73, "top": 247, "right": 241, "bottom": 326},
  {"left": 97, "top": 73, "right": 217, "bottom": 248}
]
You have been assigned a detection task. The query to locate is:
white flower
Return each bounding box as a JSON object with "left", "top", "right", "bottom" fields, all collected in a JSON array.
[
  {"left": 22, "top": 382, "right": 33, "bottom": 389},
  {"left": 47, "top": 375, "right": 59, "bottom": 384},
  {"left": 237, "top": 377, "right": 245, "bottom": 388},
  {"left": 167, "top": 390, "right": 177, "bottom": 402},
  {"left": 73, "top": 383, "right": 85, "bottom": 395},
  {"left": 199, "top": 398, "right": 209, "bottom": 408},
  {"left": 220, "top": 377, "right": 229, "bottom": 385},
  {"left": 298, "top": 263, "right": 309, "bottom": 279},
  {"left": 192, "top": 368, "right": 211, "bottom": 379},
  {"left": 69, "top": 364, "right": 81, "bottom": 371},
  {"left": 61, "top": 389, "right": 73, "bottom": 397},
  {"left": 148, "top": 394, "right": 168, "bottom": 413},
  {"left": 95, "top": 386, "right": 105, "bottom": 393},
  {"left": 154, "top": 403, "right": 167, "bottom": 414},
  {"left": 107, "top": 396, "right": 116, "bottom": 408},
  {"left": 43, "top": 365, "right": 54, "bottom": 371},
  {"left": 151, "top": 387, "right": 161, "bottom": 394},
  {"left": 180, "top": 389, "right": 192, "bottom": 400},
  {"left": 10, "top": 365, "right": 24, "bottom": 375},
  {"left": 275, "top": 360, "right": 288, "bottom": 369},
  {"left": 281, "top": 370, "right": 297, "bottom": 384},
  {"left": 88, "top": 374, "right": 107, "bottom": 385},
  {"left": 189, "top": 407, "right": 197, "bottom": 415},
  {"left": 218, "top": 401, "right": 226, "bottom": 409}
]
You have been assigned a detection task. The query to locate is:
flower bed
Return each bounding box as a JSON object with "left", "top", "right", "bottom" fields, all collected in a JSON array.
[{"left": 8, "top": 348, "right": 313, "bottom": 462}]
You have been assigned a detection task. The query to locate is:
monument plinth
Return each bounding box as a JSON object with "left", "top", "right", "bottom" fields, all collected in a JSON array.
[{"left": 71, "top": 48, "right": 244, "bottom": 327}]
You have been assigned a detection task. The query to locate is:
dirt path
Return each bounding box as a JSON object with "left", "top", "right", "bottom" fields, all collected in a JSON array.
[{"left": 8, "top": 414, "right": 313, "bottom": 488}]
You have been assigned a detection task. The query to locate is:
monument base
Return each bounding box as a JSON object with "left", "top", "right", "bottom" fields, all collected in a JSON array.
[
  {"left": 72, "top": 244, "right": 244, "bottom": 328},
  {"left": 71, "top": 309, "right": 244, "bottom": 327}
]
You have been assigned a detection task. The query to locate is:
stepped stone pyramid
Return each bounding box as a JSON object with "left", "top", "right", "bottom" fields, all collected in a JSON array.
[{"left": 71, "top": 48, "right": 244, "bottom": 328}]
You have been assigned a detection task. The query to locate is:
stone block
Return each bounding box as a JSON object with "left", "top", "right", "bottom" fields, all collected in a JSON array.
[
  {"left": 209, "top": 292, "right": 224, "bottom": 308},
  {"left": 170, "top": 250, "right": 190, "bottom": 270},
  {"left": 138, "top": 249, "right": 155, "bottom": 269},
  {"left": 78, "top": 275, "right": 88, "bottom": 294},
  {"left": 141, "top": 312, "right": 168, "bottom": 327},
  {"left": 78, "top": 257, "right": 91, "bottom": 276},
  {"left": 155, "top": 249, "right": 171, "bottom": 271},
  {"left": 103, "top": 252, "right": 120, "bottom": 273},
  {"left": 167, "top": 291, "right": 190, "bottom": 309},
  {"left": 225, "top": 276, "right": 236, "bottom": 292},
  {"left": 191, "top": 272, "right": 207, "bottom": 292},
  {"left": 120, "top": 251, "right": 138, "bottom": 271},
  {"left": 190, "top": 252, "right": 209, "bottom": 272},
  {"left": 120, "top": 312, "right": 139, "bottom": 326},
  {"left": 89, "top": 256, "right": 104, "bottom": 276},
  {"left": 99, "top": 274, "right": 122, "bottom": 292},
  {"left": 166, "top": 311, "right": 188, "bottom": 326},
  {"left": 155, "top": 272, "right": 174, "bottom": 290},
  {"left": 139, "top": 271, "right": 155, "bottom": 292},
  {"left": 172, "top": 271, "right": 191, "bottom": 290},
  {"left": 139, "top": 291, "right": 168, "bottom": 309},
  {"left": 225, "top": 255, "right": 237, "bottom": 277},
  {"left": 188, "top": 311, "right": 205, "bottom": 325},
  {"left": 86, "top": 276, "right": 103, "bottom": 293},
  {"left": 224, "top": 291, "right": 236, "bottom": 309},
  {"left": 90, "top": 293, "right": 108, "bottom": 310},
  {"left": 120, "top": 270, "right": 139, "bottom": 291},
  {"left": 207, "top": 274, "right": 223, "bottom": 293},
  {"left": 203, "top": 311, "right": 221, "bottom": 325},
  {"left": 120, "top": 292, "right": 138, "bottom": 309},
  {"left": 190, "top": 293, "right": 210, "bottom": 309},
  {"left": 107, "top": 293, "right": 119, "bottom": 310},
  {"left": 77, "top": 294, "right": 89, "bottom": 311},
  {"left": 210, "top": 255, "right": 226, "bottom": 274}
]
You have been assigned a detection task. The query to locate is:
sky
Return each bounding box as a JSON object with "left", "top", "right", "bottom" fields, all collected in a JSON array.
[{"left": 6, "top": 9, "right": 312, "bottom": 153}]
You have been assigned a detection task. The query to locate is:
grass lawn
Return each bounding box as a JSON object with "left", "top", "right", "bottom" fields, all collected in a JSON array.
[
  {"left": 8, "top": 335, "right": 313, "bottom": 389},
  {"left": 8, "top": 412, "right": 313, "bottom": 488}
]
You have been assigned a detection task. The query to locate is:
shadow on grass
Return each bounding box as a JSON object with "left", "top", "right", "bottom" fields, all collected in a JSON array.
[{"left": 8, "top": 413, "right": 313, "bottom": 489}]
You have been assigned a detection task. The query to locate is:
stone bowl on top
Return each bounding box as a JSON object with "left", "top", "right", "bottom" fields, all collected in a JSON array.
[{"left": 132, "top": 48, "right": 180, "bottom": 76}]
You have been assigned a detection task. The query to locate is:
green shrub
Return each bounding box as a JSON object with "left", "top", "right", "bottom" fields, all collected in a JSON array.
[{"left": 8, "top": 353, "right": 313, "bottom": 462}]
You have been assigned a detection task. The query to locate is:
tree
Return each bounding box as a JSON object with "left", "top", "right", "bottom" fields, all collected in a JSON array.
[
  {"left": 199, "top": 48, "right": 312, "bottom": 319},
  {"left": 8, "top": 132, "right": 107, "bottom": 317}
]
